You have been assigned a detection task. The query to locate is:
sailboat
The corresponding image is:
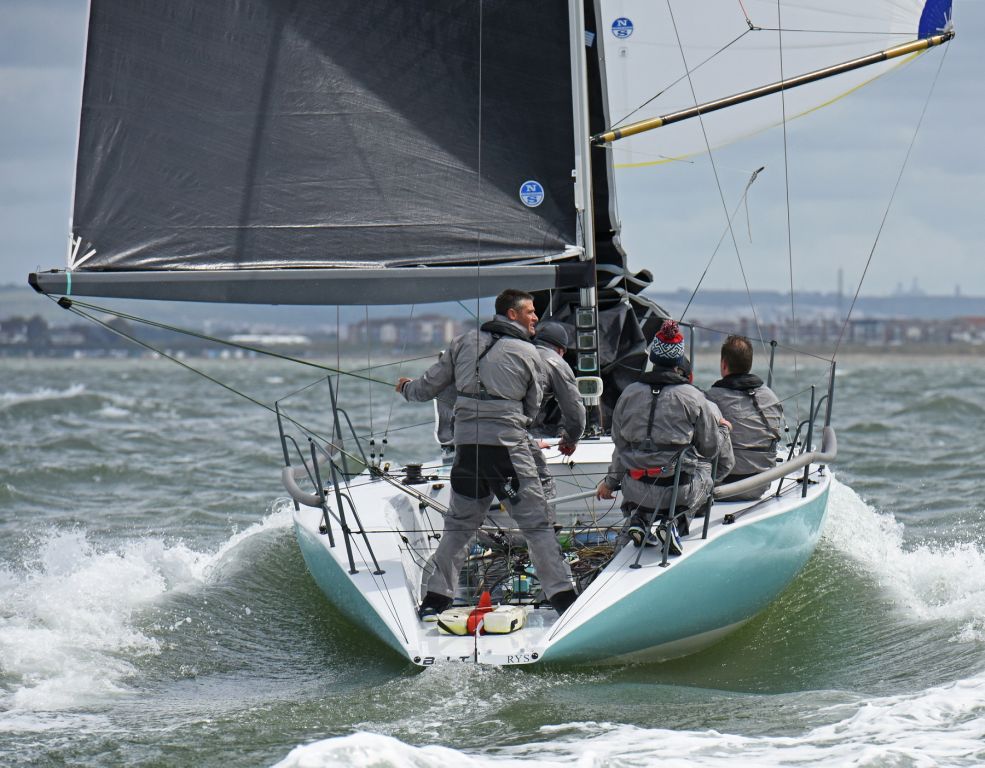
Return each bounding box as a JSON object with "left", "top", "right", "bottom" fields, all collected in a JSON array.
[{"left": 30, "top": 0, "right": 953, "bottom": 666}]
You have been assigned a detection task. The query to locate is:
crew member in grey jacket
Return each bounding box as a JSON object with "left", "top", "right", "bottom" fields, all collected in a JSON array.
[
  {"left": 528, "top": 321, "right": 586, "bottom": 508},
  {"left": 530, "top": 321, "right": 586, "bottom": 447},
  {"left": 705, "top": 335, "right": 784, "bottom": 500},
  {"left": 396, "top": 289, "right": 577, "bottom": 618},
  {"left": 596, "top": 320, "right": 731, "bottom": 553}
]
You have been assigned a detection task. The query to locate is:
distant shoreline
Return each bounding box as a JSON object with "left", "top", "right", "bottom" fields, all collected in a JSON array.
[
  {"left": 5, "top": 344, "right": 985, "bottom": 366},
  {"left": 794, "top": 345, "right": 985, "bottom": 360}
]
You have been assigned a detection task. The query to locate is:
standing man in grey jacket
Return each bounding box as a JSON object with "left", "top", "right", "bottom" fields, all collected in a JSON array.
[
  {"left": 705, "top": 335, "right": 784, "bottom": 500},
  {"left": 528, "top": 321, "right": 586, "bottom": 508},
  {"left": 530, "top": 321, "right": 586, "bottom": 450},
  {"left": 596, "top": 320, "right": 731, "bottom": 553},
  {"left": 396, "top": 289, "right": 577, "bottom": 618}
]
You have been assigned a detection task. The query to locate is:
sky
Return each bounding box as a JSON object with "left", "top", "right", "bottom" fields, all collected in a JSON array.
[{"left": 1, "top": 0, "right": 982, "bottom": 298}]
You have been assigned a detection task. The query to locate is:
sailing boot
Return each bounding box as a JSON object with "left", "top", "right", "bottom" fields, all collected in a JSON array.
[
  {"left": 626, "top": 512, "right": 655, "bottom": 547},
  {"left": 548, "top": 589, "right": 578, "bottom": 615},
  {"left": 655, "top": 521, "right": 684, "bottom": 556},
  {"left": 418, "top": 591, "right": 452, "bottom": 621},
  {"left": 626, "top": 513, "right": 648, "bottom": 548}
]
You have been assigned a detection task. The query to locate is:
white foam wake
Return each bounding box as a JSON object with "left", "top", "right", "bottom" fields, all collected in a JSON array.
[
  {"left": 272, "top": 673, "right": 985, "bottom": 767},
  {"left": 0, "top": 383, "right": 87, "bottom": 409},
  {"left": 825, "top": 478, "right": 985, "bottom": 640},
  {"left": 0, "top": 507, "right": 293, "bottom": 714}
]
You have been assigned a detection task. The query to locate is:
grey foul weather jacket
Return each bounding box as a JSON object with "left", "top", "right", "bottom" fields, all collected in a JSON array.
[
  {"left": 530, "top": 342, "right": 586, "bottom": 443},
  {"left": 704, "top": 399, "right": 735, "bottom": 484},
  {"left": 706, "top": 373, "right": 783, "bottom": 477},
  {"left": 604, "top": 369, "right": 727, "bottom": 510},
  {"left": 401, "top": 315, "right": 542, "bottom": 447}
]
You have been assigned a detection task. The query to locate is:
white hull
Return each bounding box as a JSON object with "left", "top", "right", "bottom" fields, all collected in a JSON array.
[{"left": 291, "top": 437, "right": 832, "bottom": 667}]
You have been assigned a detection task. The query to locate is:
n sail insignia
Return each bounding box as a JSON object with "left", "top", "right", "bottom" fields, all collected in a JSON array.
[
  {"left": 519, "top": 180, "right": 545, "bottom": 208},
  {"left": 611, "top": 17, "right": 633, "bottom": 39}
]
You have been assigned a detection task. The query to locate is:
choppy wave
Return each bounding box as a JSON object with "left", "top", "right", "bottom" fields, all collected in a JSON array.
[
  {"left": 274, "top": 672, "right": 985, "bottom": 766},
  {"left": 825, "top": 480, "right": 985, "bottom": 635},
  {"left": 891, "top": 394, "right": 985, "bottom": 420},
  {"left": 3, "top": 359, "right": 985, "bottom": 766},
  {"left": 0, "top": 384, "right": 87, "bottom": 410},
  {"left": 0, "top": 508, "right": 293, "bottom": 714}
]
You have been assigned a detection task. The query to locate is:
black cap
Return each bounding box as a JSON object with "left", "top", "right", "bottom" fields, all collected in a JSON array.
[{"left": 534, "top": 321, "right": 570, "bottom": 350}]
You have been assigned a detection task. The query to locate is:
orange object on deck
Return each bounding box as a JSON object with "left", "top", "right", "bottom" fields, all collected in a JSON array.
[{"left": 466, "top": 591, "right": 493, "bottom": 634}]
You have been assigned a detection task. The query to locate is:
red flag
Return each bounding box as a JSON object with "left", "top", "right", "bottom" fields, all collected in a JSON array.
[{"left": 466, "top": 591, "right": 493, "bottom": 635}]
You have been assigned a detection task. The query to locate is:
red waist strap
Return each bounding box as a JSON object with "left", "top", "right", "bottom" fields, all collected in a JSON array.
[{"left": 628, "top": 467, "right": 664, "bottom": 480}]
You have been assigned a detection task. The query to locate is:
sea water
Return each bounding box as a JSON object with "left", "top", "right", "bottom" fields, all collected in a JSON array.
[{"left": 1, "top": 355, "right": 984, "bottom": 766}]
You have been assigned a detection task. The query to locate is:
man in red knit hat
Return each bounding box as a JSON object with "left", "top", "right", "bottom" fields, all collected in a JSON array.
[{"left": 596, "top": 319, "right": 732, "bottom": 553}]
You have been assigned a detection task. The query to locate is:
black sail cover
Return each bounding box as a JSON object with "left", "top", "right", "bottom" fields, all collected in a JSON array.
[{"left": 67, "top": 0, "right": 582, "bottom": 289}]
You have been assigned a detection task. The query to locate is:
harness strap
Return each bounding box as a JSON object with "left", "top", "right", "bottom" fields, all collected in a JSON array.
[
  {"left": 457, "top": 390, "right": 510, "bottom": 402},
  {"left": 632, "top": 472, "right": 692, "bottom": 488},
  {"left": 642, "top": 386, "right": 662, "bottom": 451},
  {"left": 455, "top": 334, "right": 505, "bottom": 400},
  {"left": 628, "top": 442, "right": 687, "bottom": 452},
  {"left": 746, "top": 388, "right": 781, "bottom": 449},
  {"left": 475, "top": 335, "right": 500, "bottom": 400},
  {"left": 476, "top": 335, "right": 499, "bottom": 365}
]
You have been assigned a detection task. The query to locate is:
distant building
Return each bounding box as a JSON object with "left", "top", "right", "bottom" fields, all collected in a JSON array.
[
  {"left": 228, "top": 333, "right": 312, "bottom": 346},
  {"left": 349, "top": 314, "right": 460, "bottom": 347}
]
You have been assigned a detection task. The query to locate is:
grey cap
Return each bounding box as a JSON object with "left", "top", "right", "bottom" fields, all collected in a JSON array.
[{"left": 534, "top": 321, "right": 571, "bottom": 350}]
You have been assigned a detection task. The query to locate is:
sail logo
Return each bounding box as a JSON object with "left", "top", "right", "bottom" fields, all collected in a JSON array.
[
  {"left": 611, "top": 17, "right": 633, "bottom": 39},
  {"left": 519, "top": 180, "right": 545, "bottom": 208}
]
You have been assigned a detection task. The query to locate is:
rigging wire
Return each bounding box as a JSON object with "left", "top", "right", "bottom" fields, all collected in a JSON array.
[
  {"left": 832, "top": 43, "right": 950, "bottom": 359},
  {"left": 608, "top": 14, "right": 908, "bottom": 136},
  {"left": 60, "top": 300, "right": 273, "bottom": 412},
  {"left": 334, "top": 305, "right": 343, "bottom": 453},
  {"left": 365, "top": 305, "right": 373, "bottom": 441},
  {"left": 736, "top": 0, "right": 755, "bottom": 29},
  {"left": 50, "top": 295, "right": 441, "bottom": 482},
  {"left": 685, "top": 319, "right": 834, "bottom": 363},
  {"left": 752, "top": 27, "right": 915, "bottom": 37},
  {"left": 610, "top": 28, "right": 752, "bottom": 129},
  {"left": 382, "top": 304, "right": 418, "bottom": 443},
  {"left": 53, "top": 298, "right": 395, "bottom": 385},
  {"left": 679, "top": 166, "right": 764, "bottom": 322},
  {"left": 50, "top": 297, "right": 340, "bottom": 450},
  {"left": 665, "top": 0, "right": 769, "bottom": 357}
]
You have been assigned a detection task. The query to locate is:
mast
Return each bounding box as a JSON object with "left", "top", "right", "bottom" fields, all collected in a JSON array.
[{"left": 569, "top": 0, "right": 600, "bottom": 379}]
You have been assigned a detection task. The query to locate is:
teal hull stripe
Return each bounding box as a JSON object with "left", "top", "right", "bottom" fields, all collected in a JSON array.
[
  {"left": 543, "top": 487, "right": 829, "bottom": 664},
  {"left": 294, "top": 523, "right": 407, "bottom": 659}
]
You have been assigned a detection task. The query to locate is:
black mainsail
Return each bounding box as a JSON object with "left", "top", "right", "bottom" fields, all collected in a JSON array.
[{"left": 31, "top": 0, "right": 610, "bottom": 305}]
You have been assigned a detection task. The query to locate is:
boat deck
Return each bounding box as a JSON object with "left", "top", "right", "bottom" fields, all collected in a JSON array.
[{"left": 292, "top": 442, "right": 831, "bottom": 666}]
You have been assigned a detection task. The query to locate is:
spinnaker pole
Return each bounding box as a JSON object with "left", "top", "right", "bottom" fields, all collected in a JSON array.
[{"left": 591, "top": 31, "right": 955, "bottom": 145}]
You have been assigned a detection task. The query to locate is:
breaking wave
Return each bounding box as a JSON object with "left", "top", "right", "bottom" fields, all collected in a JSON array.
[
  {"left": 273, "top": 672, "right": 985, "bottom": 767},
  {"left": 825, "top": 480, "right": 985, "bottom": 638},
  {"left": 0, "top": 508, "right": 293, "bottom": 714},
  {"left": 0, "top": 384, "right": 88, "bottom": 410}
]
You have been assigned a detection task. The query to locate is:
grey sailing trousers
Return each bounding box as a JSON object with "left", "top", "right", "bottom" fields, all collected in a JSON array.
[{"left": 424, "top": 440, "right": 572, "bottom": 600}]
